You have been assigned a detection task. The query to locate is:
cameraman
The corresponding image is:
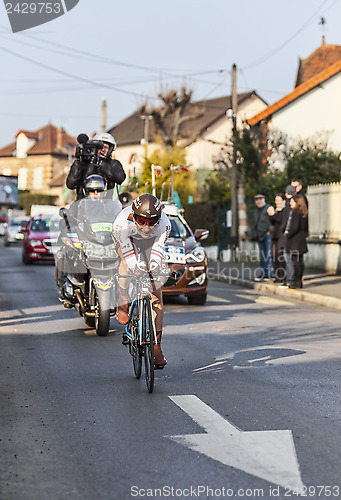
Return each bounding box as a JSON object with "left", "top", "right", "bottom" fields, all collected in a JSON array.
[{"left": 66, "top": 132, "right": 126, "bottom": 200}]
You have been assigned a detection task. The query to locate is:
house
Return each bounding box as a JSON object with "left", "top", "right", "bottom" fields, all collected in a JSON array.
[
  {"left": 248, "top": 39, "right": 341, "bottom": 153},
  {"left": 109, "top": 92, "right": 267, "bottom": 182},
  {"left": 246, "top": 40, "right": 341, "bottom": 271},
  {"left": 0, "top": 123, "right": 77, "bottom": 205}
]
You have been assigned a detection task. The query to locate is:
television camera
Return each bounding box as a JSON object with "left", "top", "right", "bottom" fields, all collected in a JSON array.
[{"left": 75, "top": 133, "right": 104, "bottom": 167}]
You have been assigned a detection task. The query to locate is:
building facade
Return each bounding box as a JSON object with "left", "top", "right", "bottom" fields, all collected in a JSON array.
[{"left": 0, "top": 124, "right": 77, "bottom": 205}]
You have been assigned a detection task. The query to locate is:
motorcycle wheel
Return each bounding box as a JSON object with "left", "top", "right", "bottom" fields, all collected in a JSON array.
[{"left": 95, "top": 301, "right": 110, "bottom": 336}]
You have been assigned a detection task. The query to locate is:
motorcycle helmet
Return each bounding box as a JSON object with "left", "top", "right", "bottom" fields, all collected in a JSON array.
[
  {"left": 83, "top": 174, "right": 106, "bottom": 196},
  {"left": 93, "top": 132, "right": 116, "bottom": 158},
  {"left": 132, "top": 194, "right": 162, "bottom": 226}
]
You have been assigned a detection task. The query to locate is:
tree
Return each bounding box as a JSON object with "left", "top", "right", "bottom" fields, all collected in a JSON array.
[
  {"left": 136, "top": 87, "right": 204, "bottom": 203},
  {"left": 286, "top": 143, "right": 341, "bottom": 186},
  {"left": 209, "top": 124, "right": 285, "bottom": 204},
  {"left": 203, "top": 168, "right": 231, "bottom": 202},
  {"left": 139, "top": 87, "right": 204, "bottom": 149},
  {"left": 138, "top": 141, "right": 196, "bottom": 204}
]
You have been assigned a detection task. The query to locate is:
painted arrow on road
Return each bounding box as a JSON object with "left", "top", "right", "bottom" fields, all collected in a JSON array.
[{"left": 166, "top": 395, "right": 305, "bottom": 492}]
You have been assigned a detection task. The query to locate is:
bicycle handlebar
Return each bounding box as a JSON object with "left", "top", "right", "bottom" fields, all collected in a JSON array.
[{"left": 117, "top": 272, "right": 169, "bottom": 283}]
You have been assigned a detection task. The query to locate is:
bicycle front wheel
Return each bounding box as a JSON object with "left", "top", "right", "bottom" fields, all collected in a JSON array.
[
  {"left": 131, "top": 301, "right": 142, "bottom": 379},
  {"left": 142, "top": 297, "right": 155, "bottom": 393}
]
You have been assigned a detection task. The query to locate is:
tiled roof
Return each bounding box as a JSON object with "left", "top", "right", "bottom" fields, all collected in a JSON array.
[
  {"left": 0, "top": 123, "right": 77, "bottom": 157},
  {"left": 109, "top": 92, "right": 264, "bottom": 146},
  {"left": 248, "top": 59, "right": 341, "bottom": 127},
  {"left": 295, "top": 39, "right": 341, "bottom": 87},
  {"left": 15, "top": 130, "right": 39, "bottom": 140},
  {"left": 0, "top": 141, "right": 17, "bottom": 156}
]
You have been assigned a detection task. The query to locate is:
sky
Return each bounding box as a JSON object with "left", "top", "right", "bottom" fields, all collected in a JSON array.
[{"left": 0, "top": 0, "right": 340, "bottom": 147}]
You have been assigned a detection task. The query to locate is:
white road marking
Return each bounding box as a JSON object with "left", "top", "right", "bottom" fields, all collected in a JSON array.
[
  {"left": 236, "top": 294, "right": 293, "bottom": 306},
  {"left": 167, "top": 395, "right": 305, "bottom": 492},
  {"left": 207, "top": 294, "right": 231, "bottom": 303}
]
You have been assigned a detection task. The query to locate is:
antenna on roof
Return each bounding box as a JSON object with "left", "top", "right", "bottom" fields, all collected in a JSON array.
[{"left": 319, "top": 17, "right": 326, "bottom": 44}]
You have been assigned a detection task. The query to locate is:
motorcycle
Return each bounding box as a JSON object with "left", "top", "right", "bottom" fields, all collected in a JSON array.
[{"left": 56, "top": 196, "right": 122, "bottom": 336}]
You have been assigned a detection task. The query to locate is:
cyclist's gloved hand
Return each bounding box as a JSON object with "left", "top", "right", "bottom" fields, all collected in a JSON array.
[
  {"left": 134, "top": 261, "right": 148, "bottom": 276},
  {"left": 148, "top": 259, "right": 159, "bottom": 273}
]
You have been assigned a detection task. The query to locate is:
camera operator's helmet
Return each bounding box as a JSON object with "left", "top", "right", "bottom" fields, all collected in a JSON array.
[
  {"left": 83, "top": 174, "right": 106, "bottom": 196},
  {"left": 93, "top": 132, "right": 116, "bottom": 157},
  {"left": 132, "top": 194, "right": 162, "bottom": 226}
]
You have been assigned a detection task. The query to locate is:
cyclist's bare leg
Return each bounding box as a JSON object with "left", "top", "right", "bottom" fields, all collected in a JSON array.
[
  {"left": 151, "top": 286, "right": 167, "bottom": 367},
  {"left": 116, "top": 248, "right": 130, "bottom": 325}
]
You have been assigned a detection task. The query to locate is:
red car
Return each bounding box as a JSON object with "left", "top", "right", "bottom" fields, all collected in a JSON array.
[{"left": 22, "top": 214, "right": 60, "bottom": 264}]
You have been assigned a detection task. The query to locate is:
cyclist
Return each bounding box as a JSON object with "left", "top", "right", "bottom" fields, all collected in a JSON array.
[{"left": 113, "top": 194, "right": 171, "bottom": 368}]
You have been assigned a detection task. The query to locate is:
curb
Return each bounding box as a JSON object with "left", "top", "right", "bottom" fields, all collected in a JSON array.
[{"left": 210, "top": 273, "right": 341, "bottom": 311}]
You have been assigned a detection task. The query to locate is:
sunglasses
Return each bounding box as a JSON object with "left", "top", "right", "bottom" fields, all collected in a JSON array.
[
  {"left": 87, "top": 188, "right": 103, "bottom": 193},
  {"left": 134, "top": 215, "right": 159, "bottom": 226}
]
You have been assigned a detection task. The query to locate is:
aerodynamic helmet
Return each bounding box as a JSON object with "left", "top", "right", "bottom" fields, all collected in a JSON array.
[
  {"left": 93, "top": 132, "right": 116, "bottom": 157},
  {"left": 132, "top": 194, "right": 162, "bottom": 226},
  {"left": 83, "top": 174, "right": 106, "bottom": 196}
]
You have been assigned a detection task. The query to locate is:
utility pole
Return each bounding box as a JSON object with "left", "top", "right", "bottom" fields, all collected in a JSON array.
[
  {"left": 101, "top": 98, "right": 107, "bottom": 133},
  {"left": 141, "top": 115, "right": 153, "bottom": 144},
  {"left": 230, "top": 63, "right": 238, "bottom": 257}
]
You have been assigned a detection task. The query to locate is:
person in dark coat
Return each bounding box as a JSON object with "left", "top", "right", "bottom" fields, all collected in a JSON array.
[
  {"left": 66, "top": 132, "right": 126, "bottom": 200},
  {"left": 278, "top": 185, "right": 297, "bottom": 287},
  {"left": 291, "top": 178, "right": 309, "bottom": 208},
  {"left": 267, "top": 193, "right": 286, "bottom": 283},
  {"left": 284, "top": 194, "right": 309, "bottom": 289},
  {"left": 253, "top": 194, "right": 274, "bottom": 280}
]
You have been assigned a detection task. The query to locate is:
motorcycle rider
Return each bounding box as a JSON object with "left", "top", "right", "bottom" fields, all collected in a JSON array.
[
  {"left": 66, "top": 132, "right": 126, "bottom": 200},
  {"left": 113, "top": 194, "right": 171, "bottom": 368},
  {"left": 55, "top": 174, "right": 121, "bottom": 303}
]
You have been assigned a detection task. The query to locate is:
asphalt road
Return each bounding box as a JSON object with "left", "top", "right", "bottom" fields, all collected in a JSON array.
[{"left": 1, "top": 244, "right": 341, "bottom": 500}]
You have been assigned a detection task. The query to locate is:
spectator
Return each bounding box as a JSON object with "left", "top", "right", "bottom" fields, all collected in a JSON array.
[
  {"left": 253, "top": 194, "right": 274, "bottom": 281},
  {"left": 267, "top": 193, "right": 286, "bottom": 283},
  {"left": 291, "top": 178, "right": 308, "bottom": 207},
  {"left": 278, "top": 185, "right": 296, "bottom": 288},
  {"left": 284, "top": 194, "right": 309, "bottom": 289}
]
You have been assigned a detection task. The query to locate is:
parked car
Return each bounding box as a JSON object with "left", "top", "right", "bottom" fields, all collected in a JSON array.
[
  {"left": 0, "top": 216, "right": 7, "bottom": 236},
  {"left": 22, "top": 214, "right": 60, "bottom": 264},
  {"left": 3, "top": 216, "right": 31, "bottom": 246},
  {"left": 161, "top": 203, "right": 209, "bottom": 305}
]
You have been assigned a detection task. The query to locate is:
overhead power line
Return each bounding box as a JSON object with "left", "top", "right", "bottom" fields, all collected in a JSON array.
[
  {"left": 243, "top": 0, "right": 337, "bottom": 70},
  {"left": 0, "top": 44, "right": 155, "bottom": 99}
]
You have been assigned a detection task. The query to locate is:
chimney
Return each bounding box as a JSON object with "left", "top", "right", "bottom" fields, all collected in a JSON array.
[
  {"left": 101, "top": 98, "right": 107, "bottom": 132},
  {"left": 57, "top": 127, "right": 66, "bottom": 149}
]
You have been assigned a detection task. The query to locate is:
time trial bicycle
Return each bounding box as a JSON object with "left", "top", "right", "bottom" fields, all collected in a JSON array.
[{"left": 118, "top": 272, "right": 166, "bottom": 393}]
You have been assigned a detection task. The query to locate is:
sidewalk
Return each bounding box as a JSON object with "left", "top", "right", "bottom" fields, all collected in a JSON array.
[{"left": 208, "top": 260, "right": 341, "bottom": 311}]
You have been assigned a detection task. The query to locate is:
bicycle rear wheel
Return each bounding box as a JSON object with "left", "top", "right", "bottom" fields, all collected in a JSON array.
[
  {"left": 130, "top": 301, "right": 142, "bottom": 379},
  {"left": 142, "top": 297, "right": 155, "bottom": 393}
]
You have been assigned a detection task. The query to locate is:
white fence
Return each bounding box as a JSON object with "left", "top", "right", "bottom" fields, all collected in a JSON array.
[{"left": 307, "top": 182, "right": 341, "bottom": 240}]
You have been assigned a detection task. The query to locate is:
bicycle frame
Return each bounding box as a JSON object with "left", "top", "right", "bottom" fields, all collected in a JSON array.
[
  {"left": 117, "top": 272, "right": 162, "bottom": 393},
  {"left": 123, "top": 275, "right": 158, "bottom": 347}
]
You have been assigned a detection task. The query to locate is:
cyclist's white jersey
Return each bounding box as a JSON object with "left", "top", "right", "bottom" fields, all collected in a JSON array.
[{"left": 113, "top": 206, "right": 171, "bottom": 270}]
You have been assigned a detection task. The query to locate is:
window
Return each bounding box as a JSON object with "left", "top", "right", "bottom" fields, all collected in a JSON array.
[
  {"left": 33, "top": 167, "right": 43, "bottom": 189},
  {"left": 168, "top": 216, "right": 191, "bottom": 238},
  {"left": 18, "top": 168, "right": 27, "bottom": 190}
]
